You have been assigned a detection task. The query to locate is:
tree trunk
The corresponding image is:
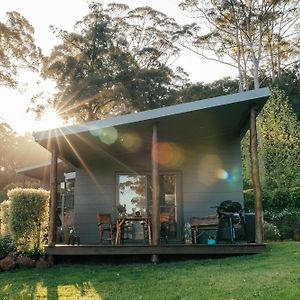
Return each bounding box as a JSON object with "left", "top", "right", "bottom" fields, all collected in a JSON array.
[
  {"left": 253, "top": 59, "right": 260, "bottom": 90},
  {"left": 250, "top": 105, "right": 264, "bottom": 244},
  {"left": 151, "top": 123, "right": 160, "bottom": 246},
  {"left": 48, "top": 143, "right": 58, "bottom": 247}
]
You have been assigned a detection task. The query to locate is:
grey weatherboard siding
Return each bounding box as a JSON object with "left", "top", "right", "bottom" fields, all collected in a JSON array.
[{"left": 74, "top": 137, "right": 243, "bottom": 244}]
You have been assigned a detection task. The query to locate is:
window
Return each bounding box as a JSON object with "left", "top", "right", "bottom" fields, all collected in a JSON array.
[
  {"left": 118, "top": 174, "right": 148, "bottom": 216},
  {"left": 57, "top": 177, "right": 75, "bottom": 243},
  {"left": 117, "top": 173, "right": 180, "bottom": 240}
]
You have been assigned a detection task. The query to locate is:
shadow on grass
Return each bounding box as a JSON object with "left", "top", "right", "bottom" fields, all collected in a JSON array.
[{"left": 1, "top": 242, "right": 298, "bottom": 300}]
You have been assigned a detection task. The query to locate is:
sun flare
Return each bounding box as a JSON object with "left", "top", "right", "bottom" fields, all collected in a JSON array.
[{"left": 32, "top": 108, "right": 65, "bottom": 133}]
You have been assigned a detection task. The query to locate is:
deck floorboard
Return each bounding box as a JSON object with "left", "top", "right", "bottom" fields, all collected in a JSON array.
[{"left": 46, "top": 243, "right": 266, "bottom": 256}]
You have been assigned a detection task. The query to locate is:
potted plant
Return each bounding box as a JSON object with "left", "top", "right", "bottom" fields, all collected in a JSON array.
[
  {"left": 207, "top": 233, "right": 217, "bottom": 245},
  {"left": 116, "top": 204, "right": 127, "bottom": 217},
  {"left": 184, "top": 222, "right": 192, "bottom": 244}
]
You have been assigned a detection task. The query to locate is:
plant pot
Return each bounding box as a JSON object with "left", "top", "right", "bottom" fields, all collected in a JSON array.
[
  {"left": 184, "top": 237, "right": 192, "bottom": 244},
  {"left": 293, "top": 231, "right": 300, "bottom": 241},
  {"left": 208, "top": 239, "right": 216, "bottom": 245}
]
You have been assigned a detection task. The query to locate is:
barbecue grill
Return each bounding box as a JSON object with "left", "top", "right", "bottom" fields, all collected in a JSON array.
[{"left": 215, "top": 200, "right": 245, "bottom": 243}]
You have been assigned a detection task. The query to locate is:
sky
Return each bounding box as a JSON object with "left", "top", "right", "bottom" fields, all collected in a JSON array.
[{"left": 0, "top": 0, "right": 237, "bottom": 134}]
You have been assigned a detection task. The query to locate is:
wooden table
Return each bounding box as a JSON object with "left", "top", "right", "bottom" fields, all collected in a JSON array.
[{"left": 115, "top": 216, "right": 152, "bottom": 245}]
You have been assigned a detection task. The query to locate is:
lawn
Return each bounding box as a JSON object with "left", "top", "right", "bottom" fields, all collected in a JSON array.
[{"left": 0, "top": 242, "right": 299, "bottom": 300}]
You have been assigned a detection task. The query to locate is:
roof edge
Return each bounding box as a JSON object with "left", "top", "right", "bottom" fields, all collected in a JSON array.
[{"left": 34, "top": 87, "right": 270, "bottom": 142}]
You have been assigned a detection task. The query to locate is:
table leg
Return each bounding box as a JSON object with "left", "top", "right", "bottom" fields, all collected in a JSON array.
[
  {"left": 148, "top": 221, "right": 152, "bottom": 245},
  {"left": 115, "top": 219, "right": 125, "bottom": 245}
]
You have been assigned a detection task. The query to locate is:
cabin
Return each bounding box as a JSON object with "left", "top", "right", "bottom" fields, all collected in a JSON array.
[
  {"left": 16, "top": 160, "right": 69, "bottom": 190},
  {"left": 33, "top": 88, "right": 270, "bottom": 260}
]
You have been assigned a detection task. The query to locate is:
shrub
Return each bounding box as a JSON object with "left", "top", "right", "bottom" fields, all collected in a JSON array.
[
  {"left": 290, "top": 187, "right": 300, "bottom": 209},
  {"left": 271, "top": 189, "right": 291, "bottom": 211},
  {"left": 19, "top": 247, "right": 45, "bottom": 260},
  {"left": 263, "top": 222, "right": 281, "bottom": 241},
  {"left": 0, "top": 200, "right": 11, "bottom": 236},
  {"left": 264, "top": 209, "right": 300, "bottom": 239},
  {"left": 0, "top": 235, "right": 15, "bottom": 259},
  {"left": 1, "top": 181, "right": 41, "bottom": 202},
  {"left": 243, "top": 189, "right": 254, "bottom": 211},
  {"left": 243, "top": 187, "right": 300, "bottom": 212},
  {"left": 8, "top": 188, "right": 49, "bottom": 252}
]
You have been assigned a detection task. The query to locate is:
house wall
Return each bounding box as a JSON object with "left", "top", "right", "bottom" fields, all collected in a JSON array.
[{"left": 74, "top": 136, "right": 244, "bottom": 244}]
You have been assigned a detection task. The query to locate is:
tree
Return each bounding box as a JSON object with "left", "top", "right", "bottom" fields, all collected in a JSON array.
[
  {"left": 40, "top": 2, "right": 184, "bottom": 122},
  {"left": 178, "top": 0, "right": 300, "bottom": 90},
  {"left": 264, "top": 0, "right": 300, "bottom": 81},
  {"left": 0, "top": 11, "right": 41, "bottom": 88},
  {"left": 273, "top": 62, "right": 300, "bottom": 118},
  {"left": 0, "top": 122, "right": 49, "bottom": 194},
  {"left": 175, "top": 77, "right": 239, "bottom": 103},
  {"left": 242, "top": 87, "right": 300, "bottom": 189},
  {"left": 259, "top": 87, "right": 300, "bottom": 188}
]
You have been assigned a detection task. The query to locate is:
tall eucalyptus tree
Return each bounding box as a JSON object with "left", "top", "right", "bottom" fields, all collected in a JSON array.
[
  {"left": 41, "top": 2, "right": 183, "bottom": 122},
  {"left": 0, "top": 11, "right": 41, "bottom": 88},
  {"left": 178, "top": 0, "right": 300, "bottom": 90}
]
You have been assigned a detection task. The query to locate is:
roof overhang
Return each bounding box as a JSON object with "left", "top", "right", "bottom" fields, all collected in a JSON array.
[
  {"left": 33, "top": 88, "right": 270, "bottom": 166},
  {"left": 16, "top": 160, "right": 68, "bottom": 182}
]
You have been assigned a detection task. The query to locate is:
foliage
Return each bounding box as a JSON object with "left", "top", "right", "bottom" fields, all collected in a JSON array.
[
  {"left": 0, "top": 181, "right": 41, "bottom": 203},
  {"left": 0, "top": 11, "right": 41, "bottom": 88},
  {"left": 293, "top": 215, "right": 300, "bottom": 232},
  {"left": 0, "top": 122, "right": 49, "bottom": 191},
  {"left": 244, "top": 187, "right": 300, "bottom": 212},
  {"left": 263, "top": 222, "right": 281, "bottom": 241},
  {"left": 0, "top": 242, "right": 299, "bottom": 299},
  {"left": 18, "top": 247, "right": 45, "bottom": 260},
  {"left": 242, "top": 87, "right": 300, "bottom": 189},
  {"left": 39, "top": 2, "right": 184, "bottom": 122},
  {"left": 176, "top": 77, "right": 239, "bottom": 103},
  {"left": 0, "top": 235, "right": 15, "bottom": 259},
  {"left": 258, "top": 87, "right": 300, "bottom": 188},
  {"left": 262, "top": 62, "right": 300, "bottom": 118},
  {"left": 8, "top": 188, "right": 49, "bottom": 251},
  {"left": 178, "top": 0, "right": 300, "bottom": 90},
  {"left": 264, "top": 209, "right": 300, "bottom": 239},
  {"left": 0, "top": 200, "right": 11, "bottom": 236},
  {"left": 115, "top": 204, "right": 127, "bottom": 216}
]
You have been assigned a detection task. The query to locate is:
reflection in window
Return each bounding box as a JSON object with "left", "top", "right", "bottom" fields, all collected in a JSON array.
[
  {"left": 57, "top": 178, "right": 75, "bottom": 244},
  {"left": 117, "top": 173, "right": 179, "bottom": 240},
  {"left": 118, "top": 175, "right": 147, "bottom": 217}
]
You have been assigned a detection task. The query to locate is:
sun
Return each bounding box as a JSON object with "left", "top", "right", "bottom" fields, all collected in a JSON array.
[{"left": 32, "top": 108, "right": 65, "bottom": 133}]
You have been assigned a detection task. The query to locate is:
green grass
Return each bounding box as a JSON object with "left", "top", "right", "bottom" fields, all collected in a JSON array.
[{"left": 0, "top": 242, "right": 299, "bottom": 299}]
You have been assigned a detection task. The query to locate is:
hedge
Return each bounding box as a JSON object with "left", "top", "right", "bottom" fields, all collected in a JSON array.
[
  {"left": 8, "top": 188, "right": 49, "bottom": 251},
  {"left": 264, "top": 209, "right": 300, "bottom": 239},
  {"left": 0, "top": 200, "right": 11, "bottom": 236},
  {"left": 244, "top": 187, "right": 300, "bottom": 212}
]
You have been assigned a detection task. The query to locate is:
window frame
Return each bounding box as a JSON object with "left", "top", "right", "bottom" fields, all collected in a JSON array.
[{"left": 115, "top": 171, "right": 182, "bottom": 241}]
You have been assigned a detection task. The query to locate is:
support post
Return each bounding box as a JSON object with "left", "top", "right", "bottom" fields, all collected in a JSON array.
[
  {"left": 48, "top": 142, "right": 58, "bottom": 248},
  {"left": 250, "top": 104, "right": 264, "bottom": 244},
  {"left": 151, "top": 123, "right": 160, "bottom": 248}
]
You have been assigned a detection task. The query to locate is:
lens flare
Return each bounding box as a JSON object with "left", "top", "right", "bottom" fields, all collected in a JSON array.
[
  {"left": 98, "top": 127, "right": 118, "bottom": 145},
  {"left": 120, "top": 133, "right": 142, "bottom": 152},
  {"left": 198, "top": 154, "right": 222, "bottom": 186},
  {"left": 89, "top": 125, "right": 101, "bottom": 137},
  {"left": 216, "top": 169, "right": 229, "bottom": 180},
  {"left": 157, "top": 142, "right": 184, "bottom": 168}
]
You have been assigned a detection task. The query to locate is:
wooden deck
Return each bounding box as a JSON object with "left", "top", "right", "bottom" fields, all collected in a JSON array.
[{"left": 46, "top": 243, "right": 266, "bottom": 256}]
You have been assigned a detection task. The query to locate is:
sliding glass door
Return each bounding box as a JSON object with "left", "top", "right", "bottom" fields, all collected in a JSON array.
[{"left": 117, "top": 173, "right": 181, "bottom": 241}]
